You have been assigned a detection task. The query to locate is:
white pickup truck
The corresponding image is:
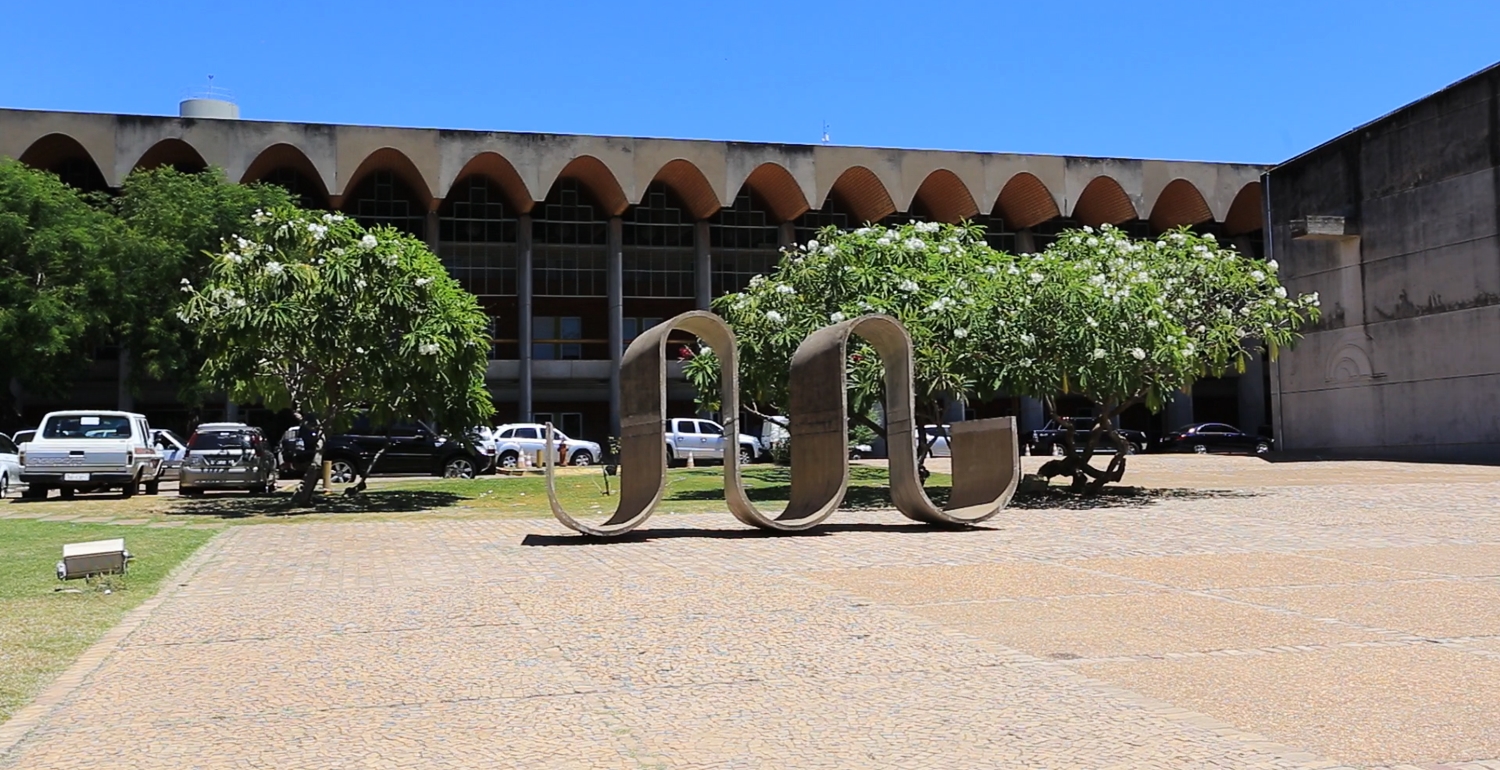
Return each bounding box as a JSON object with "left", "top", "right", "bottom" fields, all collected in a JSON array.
[
  {"left": 665, "top": 418, "right": 762, "bottom": 465},
  {"left": 19, "top": 411, "right": 164, "bottom": 499}
]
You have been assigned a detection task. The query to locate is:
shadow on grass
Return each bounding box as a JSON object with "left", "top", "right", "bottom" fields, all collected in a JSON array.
[
  {"left": 522, "top": 519, "right": 997, "bottom": 545},
  {"left": 171, "top": 490, "right": 466, "bottom": 519}
]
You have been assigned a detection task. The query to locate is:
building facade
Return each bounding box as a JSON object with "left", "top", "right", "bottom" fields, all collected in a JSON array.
[
  {"left": 1266, "top": 63, "right": 1500, "bottom": 461},
  {"left": 2, "top": 107, "right": 1268, "bottom": 444}
]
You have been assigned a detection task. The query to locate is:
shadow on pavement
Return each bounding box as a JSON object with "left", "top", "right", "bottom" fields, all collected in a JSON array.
[
  {"left": 521, "top": 520, "right": 997, "bottom": 546},
  {"left": 172, "top": 490, "right": 465, "bottom": 518},
  {"left": 1009, "top": 486, "right": 1259, "bottom": 510}
]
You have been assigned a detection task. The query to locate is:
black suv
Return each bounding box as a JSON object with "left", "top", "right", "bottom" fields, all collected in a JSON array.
[
  {"left": 277, "top": 420, "right": 494, "bottom": 482},
  {"left": 1028, "top": 418, "right": 1150, "bottom": 455}
]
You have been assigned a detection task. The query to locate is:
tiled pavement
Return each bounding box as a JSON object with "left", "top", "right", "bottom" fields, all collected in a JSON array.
[{"left": 3, "top": 476, "right": 1500, "bottom": 768}]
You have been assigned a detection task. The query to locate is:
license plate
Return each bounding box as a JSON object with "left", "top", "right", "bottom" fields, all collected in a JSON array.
[{"left": 63, "top": 473, "right": 90, "bottom": 482}]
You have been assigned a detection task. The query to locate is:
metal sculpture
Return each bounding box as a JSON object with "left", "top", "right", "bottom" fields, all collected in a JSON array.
[{"left": 544, "top": 311, "right": 1019, "bottom": 536}]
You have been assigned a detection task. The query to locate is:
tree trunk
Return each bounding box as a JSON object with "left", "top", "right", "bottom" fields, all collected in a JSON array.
[{"left": 292, "top": 420, "right": 327, "bottom": 507}]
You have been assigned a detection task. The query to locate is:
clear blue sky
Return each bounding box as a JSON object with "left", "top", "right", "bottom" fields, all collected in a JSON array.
[{"left": 3, "top": 0, "right": 1497, "bottom": 164}]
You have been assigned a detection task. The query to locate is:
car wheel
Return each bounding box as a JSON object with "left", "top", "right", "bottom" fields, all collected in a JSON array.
[
  {"left": 60, "top": 487, "right": 75, "bottom": 499},
  {"left": 328, "top": 459, "right": 358, "bottom": 484},
  {"left": 498, "top": 451, "right": 519, "bottom": 469},
  {"left": 444, "top": 457, "right": 476, "bottom": 479},
  {"left": 1254, "top": 441, "right": 1271, "bottom": 455},
  {"left": 1051, "top": 443, "right": 1064, "bottom": 457},
  {"left": 145, "top": 480, "right": 160, "bottom": 496},
  {"left": 1192, "top": 444, "right": 1208, "bottom": 454},
  {"left": 1127, "top": 442, "right": 1141, "bottom": 455},
  {"left": 849, "top": 451, "right": 864, "bottom": 461},
  {"left": 738, "top": 446, "right": 754, "bottom": 465},
  {"left": 180, "top": 488, "right": 204, "bottom": 497},
  {"left": 0, "top": 472, "right": 7, "bottom": 499},
  {"left": 570, "top": 451, "right": 594, "bottom": 467},
  {"left": 121, "top": 478, "right": 137, "bottom": 498}
]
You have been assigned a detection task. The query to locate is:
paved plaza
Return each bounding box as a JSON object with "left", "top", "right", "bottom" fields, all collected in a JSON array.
[{"left": 2, "top": 458, "right": 1500, "bottom": 768}]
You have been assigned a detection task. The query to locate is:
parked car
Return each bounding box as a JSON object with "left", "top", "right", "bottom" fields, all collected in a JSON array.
[
  {"left": 920, "top": 424, "right": 953, "bottom": 457},
  {"left": 179, "top": 423, "right": 277, "bottom": 496},
  {"left": 0, "top": 433, "right": 21, "bottom": 498},
  {"left": 491, "top": 424, "right": 602, "bottom": 468},
  {"left": 665, "top": 418, "right": 762, "bottom": 465},
  {"left": 11, "top": 429, "right": 35, "bottom": 447},
  {"left": 18, "top": 410, "right": 164, "bottom": 498},
  {"left": 849, "top": 443, "right": 874, "bottom": 460},
  {"left": 151, "top": 429, "right": 188, "bottom": 483},
  {"left": 278, "top": 421, "right": 494, "bottom": 482},
  {"left": 1155, "top": 423, "right": 1272, "bottom": 455},
  {"left": 1029, "top": 418, "right": 1149, "bottom": 455}
]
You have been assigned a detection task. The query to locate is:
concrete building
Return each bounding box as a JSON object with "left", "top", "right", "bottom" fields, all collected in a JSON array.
[
  {"left": 2, "top": 106, "right": 1267, "bottom": 444},
  {"left": 1267, "top": 62, "right": 1500, "bottom": 461}
]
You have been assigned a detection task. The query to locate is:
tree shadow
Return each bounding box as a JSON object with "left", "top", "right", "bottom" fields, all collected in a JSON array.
[
  {"left": 170, "top": 490, "right": 466, "bottom": 519},
  {"left": 521, "top": 519, "right": 996, "bottom": 546},
  {"left": 1010, "top": 486, "right": 1259, "bottom": 511}
]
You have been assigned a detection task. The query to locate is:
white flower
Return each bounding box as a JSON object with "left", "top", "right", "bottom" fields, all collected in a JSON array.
[
  {"left": 953, "top": 327, "right": 969, "bottom": 339},
  {"left": 264, "top": 261, "right": 284, "bottom": 276},
  {"left": 775, "top": 284, "right": 796, "bottom": 295},
  {"left": 232, "top": 297, "right": 247, "bottom": 308},
  {"left": 418, "top": 342, "right": 439, "bottom": 356},
  {"left": 1082, "top": 225, "right": 1094, "bottom": 234},
  {"left": 806, "top": 239, "right": 819, "bottom": 251},
  {"left": 749, "top": 275, "right": 765, "bottom": 288},
  {"left": 1130, "top": 348, "right": 1146, "bottom": 360},
  {"left": 1086, "top": 237, "right": 1098, "bottom": 247},
  {"left": 360, "top": 234, "right": 378, "bottom": 249},
  {"left": 1029, "top": 272, "right": 1043, "bottom": 284},
  {"left": 1019, "top": 332, "right": 1034, "bottom": 345},
  {"left": 1018, "top": 357, "right": 1033, "bottom": 367},
  {"left": 1267, "top": 259, "right": 1279, "bottom": 272},
  {"left": 226, "top": 253, "right": 243, "bottom": 264},
  {"left": 904, "top": 237, "right": 925, "bottom": 250},
  {"left": 1086, "top": 316, "right": 1098, "bottom": 328},
  {"left": 251, "top": 209, "right": 270, "bottom": 225},
  {"left": 915, "top": 221, "right": 941, "bottom": 233},
  {"left": 765, "top": 310, "right": 784, "bottom": 324},
  {"left": 1184, "top": 343, "right": 1195, "bottom": 355},
  {"left": 830, "top": 311, "right": 846, "bottom": 323},
  {"left": 307, "top": 223, "right": 328, "bottom": 239},
  {"left": 331, "top": 247, "right": 346, "bottom": 257},
  {"left": 1309, "top": 291, "right": 1320, "bottom": 305},
  {"left": 1146, "top": 319, "right": 1158, "bottom": 328},
  {"left": 1204, "top": 233, "right": 1216, "bottom": 241},
  {"left": 1093, "top": 348, "right": 1107, "bottom": 359},
  {"left": 415, "top": 277, "right": 433, "bottom": 287},
  {"left": 355, "top": 279, "right": 367, "bottom": 289},
  {"left": 898, "top": 279, "right": 920, "bottom": 293},
  {"left": 854, "top": 227, "right": 873, "bottom": 236},
  {"left": 938, "top": 245, "right": 951, "bottom": 254},
  {"left": 821, "top": 246, "right": 835, "bottom": 255},
  {"left": 1193, "top": 244, "right": 1208, "bottom": 254},
  {"left": 355, "top": 346, "right": 366, "bottom": 354},
  {"left": 1251, "top": 270, "right": 1265, "bottom": 281},
  {"left": 1274, "top": 286, "right": 1288, "bottom": 298},
  {"left": 876, "top": 237, "right": 892, "bottom": 246}
]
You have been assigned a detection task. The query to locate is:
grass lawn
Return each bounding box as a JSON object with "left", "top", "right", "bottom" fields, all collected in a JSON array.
[
  {"left": 0, "top": 465, "right": 954, "bottom": 525},
  {"left": 0, "top": 521, "right": 216, "bottom": 723}
]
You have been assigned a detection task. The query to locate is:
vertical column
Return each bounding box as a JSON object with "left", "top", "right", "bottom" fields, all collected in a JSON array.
[
  {"left": 607, "top": 216, "right": 624, "bottom": 439},
  {"left": 517, "top": 213, "right": 534, "bottom": 423},
  {"left": 1015, "top": 227, "right": 1036, "bottom": 255},
  {"left": 424, "top": 209, "right": 441, "bottom": 254},
  {"left": 1014, "top": 227, "right": 1044, "bottom": 436},
  {"left": 1165, "top": 391, "right": 1194, "bottom": 431},
  {"left": 1238, "top": 347, "right": 1267, "bottom": 435},
  {"left": 117, "top": 348, "right": 134, "bottom": 411},
  {"left": 225, "top": 398, "right": 239, "bottom": 422},
  {"left": 694, "top": 220, "right": 711, "bottom": 310},
  {"left": 778, "top": 221, "right": 795, "bottom": 249}
]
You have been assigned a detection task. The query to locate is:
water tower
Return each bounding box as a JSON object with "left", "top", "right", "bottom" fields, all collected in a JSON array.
[{"left": 179, "top": 76, "right": 239, "bottom": 119}]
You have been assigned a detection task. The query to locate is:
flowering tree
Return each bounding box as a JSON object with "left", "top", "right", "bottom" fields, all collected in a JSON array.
[
  {"left": 993, "top": 225, "right": 1319, "bottom": 492},
  {"left": 684, "top": 221, "right": 1010, "bottom": 460},
  {"left": 179, "top": 206, "right": 494, "bottom": 505}
]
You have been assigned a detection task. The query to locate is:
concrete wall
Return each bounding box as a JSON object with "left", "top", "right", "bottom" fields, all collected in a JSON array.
[{"left": 1267, "top": 62, "right": 1500, "bottom": 461}]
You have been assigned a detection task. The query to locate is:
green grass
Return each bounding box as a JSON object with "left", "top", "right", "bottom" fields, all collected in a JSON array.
[{"left": 0, "top": 521, "right": 215, "bottom": 723}]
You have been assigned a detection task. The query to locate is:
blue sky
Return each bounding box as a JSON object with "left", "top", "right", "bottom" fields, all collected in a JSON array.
[{"left": 3, "top": 0, "right": 1496, "bottom": 164}]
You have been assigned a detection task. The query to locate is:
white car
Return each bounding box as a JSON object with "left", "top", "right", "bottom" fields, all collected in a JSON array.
[
  {"left": 665, "top": 418, "right": 762, "bottom": 465},
  {"left": 492, "top": 424, "right": 602, "bottom": 468},
  {"left": 151, "top": 429, "right": 188, "bottom": 483},
  {"left": 920, "top": 424, "right": 953, "bottom": 458},
  {"left": 0, "top": 433, "right": 21, "bottom": 498},
  {"left": 19, "top": 410, "right": 164, "bottom": 499}
]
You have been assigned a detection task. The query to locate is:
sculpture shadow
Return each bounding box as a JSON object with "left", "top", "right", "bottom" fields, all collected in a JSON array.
[
  {"left": 169, "top": 490, "right": 466, "bottom": 519},
  {"left": 521, "top": 519, "right": 995, "bottom": 546},
  {"left": 1010, "top": 486, "right": 1260, "bottom": 511}
]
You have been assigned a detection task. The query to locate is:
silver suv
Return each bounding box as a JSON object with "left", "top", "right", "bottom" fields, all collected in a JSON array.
[{"left": 179, "top": 423, "right": 277, "bottom": 496}]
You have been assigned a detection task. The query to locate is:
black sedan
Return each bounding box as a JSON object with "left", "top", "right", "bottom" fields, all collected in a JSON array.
[{"left": 1155, "top": 423, "right": 1272, "bottom": 455}]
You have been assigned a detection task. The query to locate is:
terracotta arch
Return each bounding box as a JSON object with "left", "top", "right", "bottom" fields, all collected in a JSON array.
[
  {"left": 1149, "top": 179, "right": 1214, "bottom": 232},
  {"left": 132, "top": 138, "right": 207, "bottom": 174},
  {"left": 1224, "top": 181, "right": 1264, "bottom": 235},
  {"left": 909, "top": 169, "right": 979, "bottom": 223},
  {"left": 1071, "top": 176, "right": 1137, "bottom": 228},
  {"left": 993, "top": 172, "right": 1061, "bottom": 229},
  {"left": 646, "top": 159, "right": 720, "bottom": 220},
  {"left": 338, "top": 147, "right": 433, "bottom": 210},
  {"left": 446, "top": 152, "right": 532, "bottom": 213},
  {"left": 826, "top": 166, "right": 895, "bottom": 224},
  {"left": 547, "top": 155, "right": 628, "bottom": 217},
  {"left": 739, "top": 162, "right": 809, "bottom": 222},
  {"left": 18, "top": 133, "right": 108, "bottom": 191},
  {"left": 240, "top": 143, "right": 330, "bottom": 207}
]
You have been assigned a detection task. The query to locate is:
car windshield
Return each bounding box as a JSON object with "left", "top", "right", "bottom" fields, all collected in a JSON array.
[
  {"left": 1171, "top": 424, "right": 1199, "bottom": 434},
  {"left": 190, "top": 431, "right": 253, "bottom": 450},
  {"left": 42, "top": 415, "right": 132, "bottom": 439}
]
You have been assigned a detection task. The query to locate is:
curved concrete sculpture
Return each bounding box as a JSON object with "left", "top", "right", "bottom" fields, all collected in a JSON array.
[{"left": 544, "top": 311, "right": 1019, "bottom": 535}]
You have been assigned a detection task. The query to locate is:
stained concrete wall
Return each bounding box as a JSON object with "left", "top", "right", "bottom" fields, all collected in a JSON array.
[{"left": 1267, "top": 62, "right": 1500, "bottom": 460}]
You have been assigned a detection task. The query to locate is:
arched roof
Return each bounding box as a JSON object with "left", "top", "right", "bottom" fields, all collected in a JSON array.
[
  {"left": 993, "top": 172, "right": 1061, "bottom": 229},
  {"left": 737, "top": 162, "right": 808, "bottom": 223},
  {"left": 131, "top": 138, "right": 207, "bottom": 174},
  {"left": 18, "top": 133, "right": 108, "bottom": 190},
  {"left": 339, "top": 147, "right": 433, "bottom": 209},
  {"left": 1223, "top": 181, "right": 1264, "bottom": 235},
  {"left": 1148, "top": 178, "right": 1214, "bottom": 231},
  {"left": 646, "top": 159, "right": 721, "bottom": 220},
  {"left": 546, "top": 155, "right": 628, "bottom": 217},
  {"left": 446, "top": 152, "right": 533, "bottom": 213},
  {"left": 826, "top": 166, "right": 895, "bottom": 224},
  {"left": 241, "top": 143, "right": 330, "bottom": 199},
  {"left": 910, "top": 169, "right": 979, "bottom": 223},
  {"left": 1071, "top": 176, "right": 1137, "bottom": 227}
]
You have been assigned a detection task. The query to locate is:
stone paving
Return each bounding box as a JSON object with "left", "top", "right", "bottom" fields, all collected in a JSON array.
[{"left": 2, "top": 460, "right": 1500, "bottom": 768}]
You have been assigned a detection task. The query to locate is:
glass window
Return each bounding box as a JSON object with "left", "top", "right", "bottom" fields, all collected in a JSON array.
[
  {"left": 498, "top": 428, "right": 514, "bottom": 439},
  {"left": 189, "top": 431, "right": 253, "bottom": 450},
  {"left": 698, "top": 421, "right": 724, "bottom": 436},
  {"left": 623, "top": 183, "right": 695, "bottom": 298},
  {"left": 533, "top": 316, "right": 582, "bottom": 360},
  {"left": 0, "top": 436, "right": 16, "bottom": 454},
  {"left": 711, "top": 192, "right": 781, "bottom": 296},
  {"left": 674, "top": 419, "right": 696, "bottom": 434},
  {"left": 534, "top": 180, "right": 607, "bottom": 296},
  {"left": 43, "top": 414, "right": 132, "bottom": 439},
  {"left": 347, "top": 170, "right": 425, "bottom": 238},
  {"left": 439, "top": 177, "right": 518, "bottom": 299},
  {"left": 515, "top": 427, "right": 539, "bottom": 440}
]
